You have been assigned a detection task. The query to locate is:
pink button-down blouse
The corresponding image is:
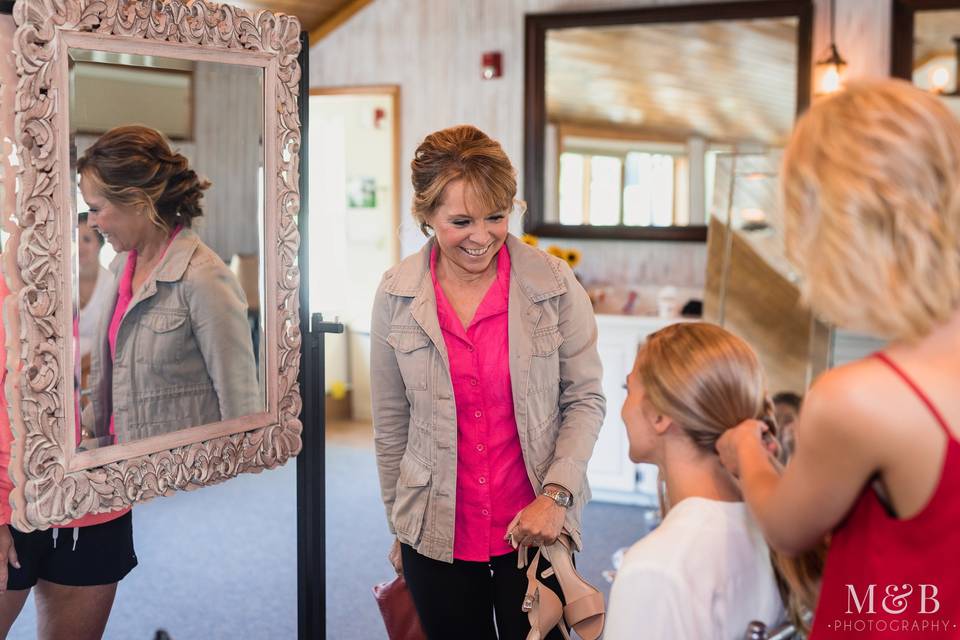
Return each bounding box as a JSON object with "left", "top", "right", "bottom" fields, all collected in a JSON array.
[{"left": 430, "top": 244, "right": 536, "bottom": 561}]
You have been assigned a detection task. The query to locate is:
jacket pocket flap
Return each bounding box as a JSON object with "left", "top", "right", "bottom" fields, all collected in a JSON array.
[
  {"left": 399, "top": 454, "right": 432, "bottom": 488},
  {"left": 140, "top": 311, "right": 188, "bottom": 333},
  {"left": 531, "top": 330, "right": 564, "bottom": 356},
  {"left": 387, "top": 331, "right": 431, "bottom": 354}
]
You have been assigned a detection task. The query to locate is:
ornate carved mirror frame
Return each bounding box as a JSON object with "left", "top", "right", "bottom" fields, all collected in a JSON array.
[{"left": 4, "top": 0, "right": 302, "bottom": 530}]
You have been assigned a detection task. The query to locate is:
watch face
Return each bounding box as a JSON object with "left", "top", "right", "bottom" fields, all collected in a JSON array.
[{"left": 547, "top": 490, "right": 571, "bottom": 507}]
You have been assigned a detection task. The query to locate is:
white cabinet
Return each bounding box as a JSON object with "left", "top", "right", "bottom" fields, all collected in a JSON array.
[{"left": 587, "top": 315, "right": 677, "bottom": 505}]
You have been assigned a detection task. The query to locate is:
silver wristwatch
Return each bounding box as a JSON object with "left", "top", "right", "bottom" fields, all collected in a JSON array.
[{"left": 541, "top": 487, "right": 573, "bottom": 508}]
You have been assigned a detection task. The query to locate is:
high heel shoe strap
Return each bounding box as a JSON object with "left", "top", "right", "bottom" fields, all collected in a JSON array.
[{"left": 564, "top": 591, "right": 605, "bottom": 626}]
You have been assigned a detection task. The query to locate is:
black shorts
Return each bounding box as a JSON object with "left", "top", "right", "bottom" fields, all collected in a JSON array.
[{"left": 6, "top": 511, "right": 137, "bottom": 590}]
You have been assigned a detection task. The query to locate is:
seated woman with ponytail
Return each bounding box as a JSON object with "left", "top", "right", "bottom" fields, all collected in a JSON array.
[
  {"left": 79, "top": 125, "right": 260, "bottom": 443},
  {"left": 605, "top": 322, "right": 822, "bottom": 640}
]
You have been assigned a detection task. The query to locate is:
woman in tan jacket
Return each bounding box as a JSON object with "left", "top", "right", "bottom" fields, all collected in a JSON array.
[
  {"left": 370, "top": 125, "right": 605, "bottom": 639},
  {"left": 79, "top": 125, "right": 261, "bottom": 444}
]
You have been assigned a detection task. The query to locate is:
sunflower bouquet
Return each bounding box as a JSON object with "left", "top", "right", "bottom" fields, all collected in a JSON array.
[{"left": 521, "top": 234, "right": 582, "bottom": 270}]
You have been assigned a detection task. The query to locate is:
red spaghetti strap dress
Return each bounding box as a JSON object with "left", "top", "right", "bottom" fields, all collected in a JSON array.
[{"left": 810, "top": 353, "right": 960, "bottom": 638}]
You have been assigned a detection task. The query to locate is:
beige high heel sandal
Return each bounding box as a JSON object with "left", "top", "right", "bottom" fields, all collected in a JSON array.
[
  {"left": 521, "top": 547, "right": 570, "bottom": 640},
  {"left": 540, "top": 535, "right": 605, "bottom": 640}
]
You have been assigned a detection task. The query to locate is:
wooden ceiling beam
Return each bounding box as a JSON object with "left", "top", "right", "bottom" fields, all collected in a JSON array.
[{"left": 309, "top": 0, "right": 374, "bottom": 45}]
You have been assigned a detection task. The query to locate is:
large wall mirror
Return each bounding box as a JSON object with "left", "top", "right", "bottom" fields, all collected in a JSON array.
[
  {"left": 524, "top": 1, "right": 813, "bottom": 241},
  {"left": 4, "top": 0, "right": 302, "bottom": 530}
]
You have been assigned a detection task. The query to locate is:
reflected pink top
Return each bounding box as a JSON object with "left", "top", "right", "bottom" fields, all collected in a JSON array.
[
  {"left": 107, "top": 226, "right": 182, "bottom": 439},
  {"left": 430, "top": 244, "right": 535, "bottom": 561}
]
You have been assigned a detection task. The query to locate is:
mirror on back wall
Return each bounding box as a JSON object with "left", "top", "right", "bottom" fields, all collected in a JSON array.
[{"left": 524, "top": 2, "right": 813, "bottom": 241}]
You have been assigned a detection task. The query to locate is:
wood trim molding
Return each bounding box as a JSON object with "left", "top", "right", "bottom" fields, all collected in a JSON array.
[{"left": 308, "top": 0, "right": 373, "bottom": 45}]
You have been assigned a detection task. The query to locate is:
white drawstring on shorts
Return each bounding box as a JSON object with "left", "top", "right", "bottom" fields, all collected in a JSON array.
[{"left": 51, "top": 527, "right": 79, "bottom": 551}]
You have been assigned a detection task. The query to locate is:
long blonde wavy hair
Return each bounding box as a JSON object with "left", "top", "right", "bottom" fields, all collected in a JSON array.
[{"left": 635, "top": 322, "right": 824, "bottom": 631}]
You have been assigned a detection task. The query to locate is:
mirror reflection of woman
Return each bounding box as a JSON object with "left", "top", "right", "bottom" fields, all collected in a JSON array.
[{"left": 79, "top": 125, "right": 261, "bottom": 444}]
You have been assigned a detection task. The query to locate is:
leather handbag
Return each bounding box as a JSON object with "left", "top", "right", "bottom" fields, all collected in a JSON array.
[{"left": 372, "top": 574, "right": 427, "bottom": 640}]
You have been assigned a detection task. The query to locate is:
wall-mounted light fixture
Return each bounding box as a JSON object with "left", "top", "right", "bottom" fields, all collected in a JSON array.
[
  {"left": 815, "top": 0, "right": 847, "bottom": 95},
  {"left": 925, "top": 36, "right": 960, "bottom": 95}
]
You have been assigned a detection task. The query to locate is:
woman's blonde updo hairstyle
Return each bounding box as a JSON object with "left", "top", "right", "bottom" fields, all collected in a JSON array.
[
  {"left": 635, "top": 322, "right": 824, "bottom": 632},
  {"left": 77, "top": 125, "right": 211, "bottom": 230},
  {"left": 781, "top": 79, "right": 960, "bottom": 342},
  {"left": 410, "top": 125, "right": 517, "bottom": 235}
]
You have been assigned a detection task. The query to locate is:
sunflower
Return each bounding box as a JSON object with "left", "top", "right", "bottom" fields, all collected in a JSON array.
[
  {"left": 520, "top": 234, "right": 539, "bottom": 247},
  {"left": 564, "top": 249, "right": 582, "bottom": 269},
  {"left": 546, "top": 245, "right": 565, "bottom": 259},
  {"left": 329, "top": 380, "right": 348, "bottom": 400}
]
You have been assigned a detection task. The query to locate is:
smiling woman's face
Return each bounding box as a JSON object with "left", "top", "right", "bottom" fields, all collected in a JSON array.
[
  {"left": 430, "top": 179, "right": 510, "bottom": 278},
  {"left": 79, "top": 173, "right": 148, "bottom": 254}
]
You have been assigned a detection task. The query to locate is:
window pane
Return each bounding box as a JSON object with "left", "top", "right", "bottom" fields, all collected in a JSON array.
[
  {"left": 623, "top": 152, "right": 674, "bottom": 226},
  {"left": 588, "top": 155, "right": 622, "bottom": 225},
  {"left": 650, "top": 155, "right": 674, "bottom": 226},
  {"left": 558, "top": 152, "right": 585, "bottom": 225},
  {"left": 674, "top": 156, "right": 689, "bottom": 226}
]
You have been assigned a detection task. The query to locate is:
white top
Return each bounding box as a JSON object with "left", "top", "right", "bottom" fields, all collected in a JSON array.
[
  {"left": 79, "top": 265, "right": 115, "bottom": 358},
  {"left": 605, "top": 497, "right": 784, "bottom": 640}
]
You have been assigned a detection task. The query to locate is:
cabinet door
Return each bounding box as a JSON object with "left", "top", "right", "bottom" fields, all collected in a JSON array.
[
  {"left": 587, "top": 318, "right": 664, "bottom": 503},
  {"left": 587, "top": 323, "right": 643, "bottom": 494}
]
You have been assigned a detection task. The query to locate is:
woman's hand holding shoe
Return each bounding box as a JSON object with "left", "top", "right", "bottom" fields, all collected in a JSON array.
[{"left": 504, "top": 489, "right": 567, "bottom": 548}]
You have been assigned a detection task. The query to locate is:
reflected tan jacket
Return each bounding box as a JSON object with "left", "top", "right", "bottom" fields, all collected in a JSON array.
[
  {"left": 370, "top": 234, "right": 605, "bottom": 563},
  {"left": 88, "top": 228, "right": 261, "bottom": 442}
]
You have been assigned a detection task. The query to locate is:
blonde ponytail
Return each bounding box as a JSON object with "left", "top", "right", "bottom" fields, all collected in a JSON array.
[{"left": 638, "top": 323, "right": 824, "bottom": 631}]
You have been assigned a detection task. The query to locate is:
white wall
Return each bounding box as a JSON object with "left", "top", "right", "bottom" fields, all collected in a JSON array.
[{"left": 309, "top": 0, "right": 892, "bottom": 286}]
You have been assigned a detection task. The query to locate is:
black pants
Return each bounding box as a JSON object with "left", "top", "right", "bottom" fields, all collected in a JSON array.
[{"left": 401, "top": 543, "right": 568, "bottom": 640}]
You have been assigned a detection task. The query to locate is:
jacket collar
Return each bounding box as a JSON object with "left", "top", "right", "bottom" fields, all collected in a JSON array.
[
  {"left": 384, "top": 234, "right": 566, "bottom": 303},
  {"left": 153, "top": 227, "right": 202, "bottom": 283}
]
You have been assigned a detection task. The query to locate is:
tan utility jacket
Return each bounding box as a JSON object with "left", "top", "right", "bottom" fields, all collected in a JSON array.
[
  {"left": 88, "top": 228, "right": 261, "bottom": 442},
  {"left": 370, "top": 234, "right": 605, "bottom": 563}
]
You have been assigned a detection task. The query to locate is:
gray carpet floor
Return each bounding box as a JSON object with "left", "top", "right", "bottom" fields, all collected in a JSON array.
[{"left": 6, "top": 436, "right": 652, "bottom": 640}]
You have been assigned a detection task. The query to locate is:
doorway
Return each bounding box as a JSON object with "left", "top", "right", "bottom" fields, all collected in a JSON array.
[{"left": 307, "top": 86, "right": 401, "bottom": 638}]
